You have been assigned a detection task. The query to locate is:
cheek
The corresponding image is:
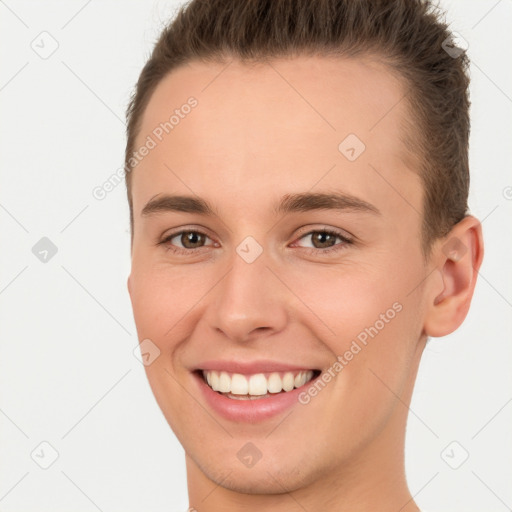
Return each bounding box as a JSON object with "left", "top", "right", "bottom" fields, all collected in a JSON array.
[
  {"left": 283, "top": 260, "right": 409, "bottom": 343},
  {"left": 286, "top": 256, "right": 423, "bottom": 399},
  {"left": 129, "top": 260, "right": 201, "bottom": 333},
  {"left": 128, "top": 264, "right": 204, "bottom": 436}
]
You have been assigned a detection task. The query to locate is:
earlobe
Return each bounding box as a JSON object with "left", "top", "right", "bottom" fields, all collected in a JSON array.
[{"left": 423, "top": 216, "right": 484, "bottom": 338}]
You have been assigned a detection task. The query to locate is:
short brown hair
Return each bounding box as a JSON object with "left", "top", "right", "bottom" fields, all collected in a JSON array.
[{"left": 124, "top": 0, "right": 471, "bottom": 258}]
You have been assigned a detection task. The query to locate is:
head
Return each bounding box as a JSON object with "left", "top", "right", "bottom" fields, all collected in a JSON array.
[{"left": 125, "top": 0, "right": 483, "bottom": 505}]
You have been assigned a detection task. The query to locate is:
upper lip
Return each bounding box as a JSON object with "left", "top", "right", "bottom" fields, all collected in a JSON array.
[{"left": 195, "top": 360, "right": 319, "bottom": 375}]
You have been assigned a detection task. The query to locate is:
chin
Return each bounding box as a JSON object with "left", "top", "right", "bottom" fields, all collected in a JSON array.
[{"left": 194, "top": 450, "right": 317, "bottom": 496}]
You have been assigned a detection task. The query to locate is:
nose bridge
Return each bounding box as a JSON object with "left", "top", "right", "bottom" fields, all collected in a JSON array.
[{"left": 205, "top": 244, "right": 287, "bottom": 342}]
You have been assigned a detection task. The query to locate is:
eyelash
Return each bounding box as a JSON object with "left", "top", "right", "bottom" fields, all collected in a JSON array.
[{"left": 158, "top": 228, "right": 353, "bottom": 256}]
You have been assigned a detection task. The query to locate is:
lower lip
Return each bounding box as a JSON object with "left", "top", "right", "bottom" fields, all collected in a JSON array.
[{"left": 193, "top": 371, "right": 317, "bottom": 423}]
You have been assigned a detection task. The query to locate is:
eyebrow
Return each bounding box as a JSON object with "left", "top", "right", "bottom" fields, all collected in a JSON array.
[
  {"left": 141, "top": 194, "right": 216, "bottom": 216},
  {"left": 141, "top": 191, "right": 380, "bottom": 217},
  {"left": 274, "top": 191, "right": 380, "bottom": 216}
]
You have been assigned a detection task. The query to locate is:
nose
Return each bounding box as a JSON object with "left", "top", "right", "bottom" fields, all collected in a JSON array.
[{"left": 203, "top": 249, "right": 288, "bottom": 343}]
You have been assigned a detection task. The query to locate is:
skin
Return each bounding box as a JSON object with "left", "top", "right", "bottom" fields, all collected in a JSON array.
[{"left": 127, "top": 56, "right": 484, "bottom": 511}]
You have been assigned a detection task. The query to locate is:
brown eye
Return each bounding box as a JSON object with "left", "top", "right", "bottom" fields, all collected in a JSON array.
[
  {"left": 179, "top": 231, "right": 207, "bottom": 249},
  {"left": 309, "top": 231, "right": 338, "bottom": 249},
  {"left": 160, "top": 229, "right": 215, "bottom": 253},
  {"left": 291, "top": 228, "right": 353, "bottom": 255}
]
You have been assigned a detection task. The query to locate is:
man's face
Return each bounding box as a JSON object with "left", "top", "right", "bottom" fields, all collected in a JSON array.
[{"left": 128, "top": 56, "right": 430, "bottom": 493}]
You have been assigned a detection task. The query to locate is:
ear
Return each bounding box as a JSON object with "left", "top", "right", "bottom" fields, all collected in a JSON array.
[{"left": 423, "top": 215, "right": 484, "bottom": 338}]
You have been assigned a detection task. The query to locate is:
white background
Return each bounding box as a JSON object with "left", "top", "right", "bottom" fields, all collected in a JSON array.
[{"left": 0, "top": 1, "right": 511, "bottom": 511}]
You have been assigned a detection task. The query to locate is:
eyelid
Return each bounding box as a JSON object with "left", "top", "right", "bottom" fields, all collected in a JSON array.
[
  {"left": 159, "top": 224, "right": 214, "bottom": 242},
  {"left": 293, "top": 224, "right": 354, "bottom": 242}
]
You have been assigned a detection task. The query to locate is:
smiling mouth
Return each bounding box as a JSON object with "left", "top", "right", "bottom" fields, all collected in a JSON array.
[{"left": 199, "top": 369, "right": 321, "bottom": 400}]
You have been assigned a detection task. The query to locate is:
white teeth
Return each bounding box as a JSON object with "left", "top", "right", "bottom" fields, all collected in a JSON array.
[
  {"left": 231, "top": 373, "right": 249, "bottom": 395},
  {"left": 248, "top": 374, "right": 268, "bottom": 395},
  {"left": 294, "top": 372, "right": 306, "bottom": 388},
  {"left": 267, "top": 372, "right": 283, "bottom": 393},
  {"left": 218, "top": 371, "right": 231, "bottom": 393},
  {"left": 202, "top": 369, "right": 316, "bottom": 397},
  {"left": 210, "top": 371, "right": 220, "bottom": 391},
  {"left": 282, "top": 372, "right": 295, "bottom": 392}
]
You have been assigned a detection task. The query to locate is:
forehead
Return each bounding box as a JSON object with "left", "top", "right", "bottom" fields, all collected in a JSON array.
[{"left": 132, "top": 55, "right": 421, "bottom": 221}]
